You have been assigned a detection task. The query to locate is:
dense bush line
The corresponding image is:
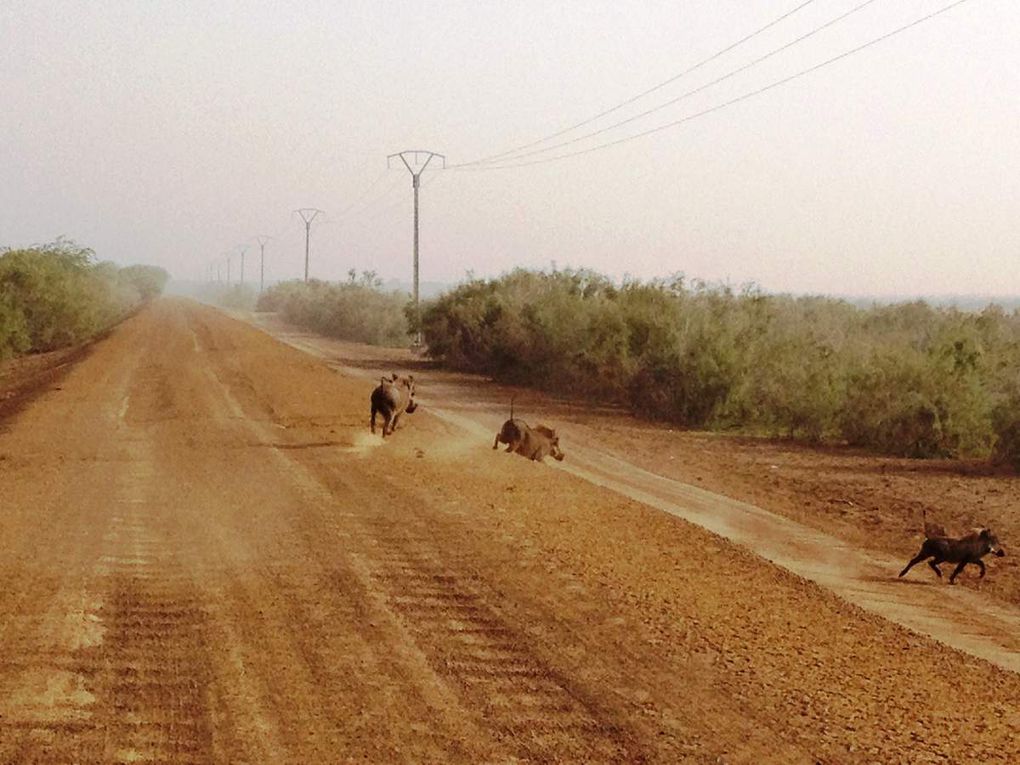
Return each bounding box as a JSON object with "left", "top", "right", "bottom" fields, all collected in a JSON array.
[
  {"left": 421, "top": 268, "right": 1020, "bottom": 464},
  {"left": 256, "top": 274, "right": 411, "bottom": 347},
  {"left": 0, "top": 240, "right": 168, "bottom": 360}
]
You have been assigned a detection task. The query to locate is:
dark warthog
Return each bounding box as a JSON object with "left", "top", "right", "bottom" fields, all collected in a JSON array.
[
  {"left": 899, "top": 527, "right": 1006, "bottom": 584},
  {"left": 370, "top": 373, "right": 417, "bottom": 437},
  {"left": 493, "top": 419, "right": 565, "bottom": 462}
]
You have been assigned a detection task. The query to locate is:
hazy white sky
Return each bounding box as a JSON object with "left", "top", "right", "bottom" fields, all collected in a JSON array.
[{"left": 2, "top": 1, "right": 1017, "bottom": 296}]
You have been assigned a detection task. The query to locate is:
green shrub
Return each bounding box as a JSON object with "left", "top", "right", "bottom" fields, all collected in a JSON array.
[
  {"left": 119, "top": 264, "right": 170, "bottom": 301},
  {"left": 992, "top": 382, "right": 1020, "bottom": 470},
  {"left": 256, "top": 273, "right": 411, "bottom": 347},
  {"left": 420, "top": 267, "right": 1020, "bottom": 462},
  {"left": 0, "top": 292, "right": 30, "bottom": 360},
  {"left": 0, "top": 239, "right": 148, "bottom": 358}
]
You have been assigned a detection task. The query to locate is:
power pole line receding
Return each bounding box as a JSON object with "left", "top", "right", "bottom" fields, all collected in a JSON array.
[
  {"left": 387, "top": 150, "right": 445, "bottom": 347},
  {"left": 296, "top": 208, "right": 324, "bottom": 282}
]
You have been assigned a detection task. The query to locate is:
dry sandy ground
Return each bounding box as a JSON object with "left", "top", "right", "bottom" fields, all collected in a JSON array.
[
  {"left": 0, "top": 299, "right": 1018, "bottom": 764},
  {"left": 253, "top": 313, "right": 1020, "bottom": 668},
  {"left": 253, "top": 316, "right": 1020, "bottom": 606}
]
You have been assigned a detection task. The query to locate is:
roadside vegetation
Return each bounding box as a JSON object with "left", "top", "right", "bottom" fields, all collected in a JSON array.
[
  {"left": 197, "top": 282, "right": 259, "bottom": 311},
  {"left": 420, "top": 268, "right": 1020, "bottom": 466},
  {"left": 234, "top": 264, "right": 1020, "bottom": 466},
  {"left": 256, "top": 272, "right": 411, "bottom": 347},
  {"left": 0, "top": 239, "right": 169, "bottom": 360}
]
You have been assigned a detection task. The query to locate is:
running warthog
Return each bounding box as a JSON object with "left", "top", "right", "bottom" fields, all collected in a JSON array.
[
  {"left": 899, "top": 527, "right": 1006, "bottom": 584},
  {"left": 370, "top": 373, "right": 417, "bottom": 437},
  {"left": 493, "top": 419, "right": 565, "bottom": 462}
]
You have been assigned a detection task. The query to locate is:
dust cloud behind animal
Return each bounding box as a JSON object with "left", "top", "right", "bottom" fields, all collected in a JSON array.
[{"left": 370, "top": 373, "right": 417, "bottom": 437}]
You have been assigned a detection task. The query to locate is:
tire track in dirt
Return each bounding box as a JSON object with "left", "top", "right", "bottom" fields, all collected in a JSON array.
[
  {"left": 192, "top": 333, "right": 648, "bottom": 762},
  {"left": 0, "top": 322, "right": 218, "bottom": 764},
  {"left": 7, "top": 302, "right": 1016, "bottom": 762},
  {"left": 86, "top": 433, "right": 216, "bottom": 765},
  {"left": 346, "top": 513, "right": 644, "bottom": 763},
  {"left": 0, "top": 322, "right": 142, "bottom": 762},
  {"left": 189, "top": 317, "right": 812, "bottom": 762},
  {"left": 251, "top": 316, "right": 1020, "bottom": 675}
]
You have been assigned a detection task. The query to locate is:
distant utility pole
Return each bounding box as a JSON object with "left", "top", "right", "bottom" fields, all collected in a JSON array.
[
  {"left": 296, "top": 208, "right": 323, "bottom": 282},
  {"left": 239, "top": 248, "right": 247, "bottom": 286},
  {"left": 216, "top": 261, "right": 222, "bottom": 283},
  {"left": 388, "top": 149, "right": 445, "bottom": 347},
  {"left": 227, "top": 255, "right": 232, "bottom": 285},
  {"left": 257, "top": 236, "right": 271, "bottom": 293}
]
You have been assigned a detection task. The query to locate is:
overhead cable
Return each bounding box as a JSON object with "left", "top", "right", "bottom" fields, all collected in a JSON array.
[
  {"left": 451, "top": 0, "right": 822, "bottom": 168},
  {"left": 458, "top": 0, "right": 884, "bottom": 168},
  {"left": 462, "top": 0, "right": 974, "bottom": 170}
]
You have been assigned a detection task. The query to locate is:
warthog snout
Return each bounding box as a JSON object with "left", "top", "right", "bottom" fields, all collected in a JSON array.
[
  {"left": 549, "top": 440, "right": 565, "bottom": 461},
  {"left": 987, "top": 531, "right": 1005, "bottom": 557}
]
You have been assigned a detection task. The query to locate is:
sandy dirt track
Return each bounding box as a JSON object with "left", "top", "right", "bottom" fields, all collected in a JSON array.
[
  {"left": 254, "top": 314, "right": 1020, "bottom": 673},
  {"left": 1, "top": 299, "right": 1018, "bottom": 764}
]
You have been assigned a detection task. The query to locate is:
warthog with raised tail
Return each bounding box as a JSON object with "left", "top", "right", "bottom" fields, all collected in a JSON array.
[
  {"left": 370, "top": 373, "right": 417, "bottom": 437},
  {"left": 899, "top": 526, "right": 1006, "bottom": 584},
  {"left": 493, "top": 419, "right": 565, "bottom": 462}
]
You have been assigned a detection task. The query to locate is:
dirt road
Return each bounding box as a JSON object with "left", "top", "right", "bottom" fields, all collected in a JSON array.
[
  {"left": 256, "top": 313, "right": 1020, "bottom": 674},
  {"left": 1, "top": 300, "right": 1018, "bottom": 764}
]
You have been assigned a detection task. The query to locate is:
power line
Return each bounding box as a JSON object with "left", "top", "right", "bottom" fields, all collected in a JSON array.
[
  {"left": 339, "top": 170, "right": 406, "bottom": 223},
  {"left": 334, "top": 167, "right": 391, "bottom": 219},
  {"left": 349, "top": 169, "right": 446, "bottom": 228},
  {"left": 465, "top": 0, "right": 975, "bottom": 171},
  {"left": 458, "top": 0, "right": 883, "bottom": 168},
  {"left": 451, "top": 0, "right": 821, "bottom": 169}
]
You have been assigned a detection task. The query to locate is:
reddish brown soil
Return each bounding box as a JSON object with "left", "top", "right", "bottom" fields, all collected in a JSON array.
[
  {"left": 0, "top": 345, "right": 90, "bottom": 422},
  {"left": 256, "top": 312, "right": 1019, "bottom": 607},
  {"left": 1, "top": 299, "right": 1017, "bottom": 764}
]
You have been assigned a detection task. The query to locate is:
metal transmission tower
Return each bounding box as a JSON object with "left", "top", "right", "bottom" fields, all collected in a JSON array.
[
  {"left": 388, "top": 150, "right": 445, "bottom": 347},
  {"left": 233, "top": 248, "right": 245, "bottom": 287},
  {"left": 256, "top": 236, "right": 271, "bottom": 293},
  {"left": 295, "top": 208, "right": 324, "bottom": 282}
]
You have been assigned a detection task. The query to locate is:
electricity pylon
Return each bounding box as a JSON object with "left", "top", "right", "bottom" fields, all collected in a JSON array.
[
  {"left": 296, "top": 208, "right": 323, "bottom": 282},
  {"left": 257, "top": 236, "right": 271, "bottom": 293},
  {"left": 388, "top": 150, "right": 445, "bottom": 347}
]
